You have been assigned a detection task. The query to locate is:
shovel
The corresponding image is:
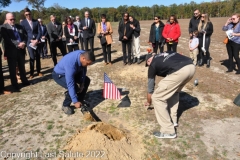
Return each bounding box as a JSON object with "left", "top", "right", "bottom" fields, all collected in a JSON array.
[{"left": 201, "top": 33, "right": 206, "bottom": 53}]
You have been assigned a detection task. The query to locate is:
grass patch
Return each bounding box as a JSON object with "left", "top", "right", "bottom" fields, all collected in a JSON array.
[
  {"left": 47, "top": 124, "right": 54, "bottom": 130},
  {"left": 47, "top": 121, "right": 54, "bottom": 130}
]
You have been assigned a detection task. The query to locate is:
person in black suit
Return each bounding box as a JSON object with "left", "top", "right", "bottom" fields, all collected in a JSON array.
[
  {"left": 64, "top": 17, "right": 79, "bottom": 53},
  {"left": 20, "top": 7, "right": 43, "bottom": 80},
  {"left": 118, "top": 12, "right": 133, "bottom": 65},
  {"left": 0, "top": 29, "right": 11, "bottom": 94},
  {"left": 1, "top": 13, "right": 30, "bottom": 91},
  {"left": 74, "top": 16, "right": 84, "bottom": 50},
  {"left": 79, "top": 11, "right": 96, "bottom": 53},
  {"left": 46, "top": 15, "right": 67, "bottom": 66},
  {"left": 38, "top": 18, "right": 48, "bottom": 59}
]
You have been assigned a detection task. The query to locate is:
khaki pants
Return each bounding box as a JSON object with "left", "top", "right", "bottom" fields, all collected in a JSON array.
[
  {"left": 189, "top": 49, "right": 199, "bottom": 65},
  {"left": 152, "top": 64, "right": 195, "bottom": 134}
]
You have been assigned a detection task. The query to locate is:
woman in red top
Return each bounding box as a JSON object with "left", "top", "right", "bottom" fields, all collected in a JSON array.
[{"left": 162, "top": 15, "right": 181, "bottom": 52}]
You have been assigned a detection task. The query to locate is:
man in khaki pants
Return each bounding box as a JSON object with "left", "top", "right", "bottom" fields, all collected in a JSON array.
[{"left": 145, "top": 51, "right": 195, "bottom": 138}]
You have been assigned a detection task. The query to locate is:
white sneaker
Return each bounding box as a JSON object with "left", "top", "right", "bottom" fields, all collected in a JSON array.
[{"left": 153, "top": 132, "right": 177, "bottom": 139}]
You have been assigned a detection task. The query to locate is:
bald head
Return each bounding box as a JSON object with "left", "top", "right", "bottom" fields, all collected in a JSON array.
[{"left": 6, "top": 13, "right": 15, "bottom": 25}]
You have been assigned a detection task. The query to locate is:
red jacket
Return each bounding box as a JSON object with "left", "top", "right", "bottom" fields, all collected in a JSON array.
[{"left": 162, "top": 22, "right": 181, "bottom": 42}]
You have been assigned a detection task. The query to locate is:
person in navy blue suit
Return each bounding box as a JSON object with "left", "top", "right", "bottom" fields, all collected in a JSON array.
[
  {"left": 38, "top": 18, "right": 48, "bottom": 59},
  {"left": 1, "top": 13, "right": 31, "bottom": 91},
  {"left": 20, "top": 7, "right": 43, "bottom": 80}
]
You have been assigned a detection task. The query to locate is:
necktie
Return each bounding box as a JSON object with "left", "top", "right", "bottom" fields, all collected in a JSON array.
[
  {"left": 29, "top": 20, "right": 33, "bottom": 29},
  {"left": 12, "top": 26, "right": 21, "bottom": 42},
  {"left": 53, "top": 23, "right": 57, "bottom": 28}
]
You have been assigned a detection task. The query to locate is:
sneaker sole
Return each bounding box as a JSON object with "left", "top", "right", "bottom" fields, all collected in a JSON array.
[{"left": 154, "top": 134, "right": 177, "bottom": 139}]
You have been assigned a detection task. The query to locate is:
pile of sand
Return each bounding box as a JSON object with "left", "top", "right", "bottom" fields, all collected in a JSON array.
[{"left": 61, "top": 122, "right": 144, "bottom": 160}]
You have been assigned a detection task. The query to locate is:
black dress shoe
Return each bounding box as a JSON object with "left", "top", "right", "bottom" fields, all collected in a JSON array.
[
  {"left": 236, "top": 71, "right": 240, "bottom": 74},
  {"left": 12, "top": 85, "right": 20, "bottom": 92},
  {"left": 132, "top": 57, "right": 136, "bottom": 63},
  {"left": 22, "top": 82, "right": 32, "bottom": 86},
  {"left": 206, "top": 59, "right": 210, "bottom": 68},
  {"left": 198, "top": 59, "right": 203, "bottom": 66},
  {"left": 226, "top": 69, "right": 233, "bottom": 73},
  {"left": 137, "top": 58, "right": 141, "bottom": 64},
  {"left": 123, "top": 62, "right": 127, "bottom": 66}
]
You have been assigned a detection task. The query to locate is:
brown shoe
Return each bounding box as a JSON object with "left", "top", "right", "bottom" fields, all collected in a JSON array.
[
  {"left": 29, "top": 75, "right": 34, "bottom": 80},
  {"left": 104, "top": 63, "right": 108, "bottom": 66},
  {"left": 38, "top": 73, "right": 43, "bottom": 77},
  {"left": 1, "top": 90, "right": 12, "bottom": 95}
]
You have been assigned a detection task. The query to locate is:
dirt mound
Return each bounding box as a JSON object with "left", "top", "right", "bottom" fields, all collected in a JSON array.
[
  {"left": 62, "top": 122, "right": 143, "bottom": 160},
  {"left": 83, "top": 112, "right": 95, "bottom": 121}
]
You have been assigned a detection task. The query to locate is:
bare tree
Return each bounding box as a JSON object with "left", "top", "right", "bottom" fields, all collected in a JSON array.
[{"left": 15, "top": 0, "right": 45, "bottom": 12}]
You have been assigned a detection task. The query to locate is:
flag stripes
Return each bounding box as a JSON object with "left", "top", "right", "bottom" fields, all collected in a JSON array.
[{"left": 103, "top": 73, "right": 121, "bottom": 100}]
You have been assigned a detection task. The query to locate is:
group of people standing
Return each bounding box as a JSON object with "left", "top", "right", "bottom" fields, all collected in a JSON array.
[
  {"left": 0, "top": 8, "right": 97, "bottom": 94},
  {"left": 188, "top": 9, "right": 213, "bottom": 68}
]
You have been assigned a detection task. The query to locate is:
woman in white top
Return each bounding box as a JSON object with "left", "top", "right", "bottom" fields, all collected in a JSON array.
[{"left": 64, "top": 17, "right": 79, "bottom": 53}]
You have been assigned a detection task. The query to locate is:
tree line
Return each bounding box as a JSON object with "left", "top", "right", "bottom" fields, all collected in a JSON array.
[{"left": 0, "top": 0, "right": 240, "bottom": 24}]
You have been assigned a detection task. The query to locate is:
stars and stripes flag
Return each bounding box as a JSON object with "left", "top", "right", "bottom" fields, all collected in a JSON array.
[{"left": 103, "top": 72, "right": 121, "bottom": 100}]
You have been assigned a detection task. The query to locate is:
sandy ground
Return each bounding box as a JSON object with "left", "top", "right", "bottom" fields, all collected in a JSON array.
[{"left": 0, "top": 17, "right": 240, "bottom": 160}]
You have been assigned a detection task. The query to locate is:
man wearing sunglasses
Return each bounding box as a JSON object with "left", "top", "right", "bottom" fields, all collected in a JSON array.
[
  {"left": 188, "top": 9, "right": 201, "bottom": 38},
  {"left": 1, "top": 12, "right": 30, "bottom": 91},
  {"left": 21, "top": 7, "right": 43, "bottom": 80}
]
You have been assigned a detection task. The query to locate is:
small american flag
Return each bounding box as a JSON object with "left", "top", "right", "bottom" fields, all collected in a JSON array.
[{"left": 103, "top": 73, "right": 121, "bottom": 100}]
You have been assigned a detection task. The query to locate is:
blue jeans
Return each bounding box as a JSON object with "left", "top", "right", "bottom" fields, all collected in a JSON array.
[{"left": 52, "top": 71, "right": 90, "bottom": 106}]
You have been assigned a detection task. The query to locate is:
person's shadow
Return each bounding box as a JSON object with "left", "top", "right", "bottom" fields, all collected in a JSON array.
[
  {"left": 177, "top": 91, "right": 199, "bottom": 122},
  {"left": 82, "top": 89, "right": 105, "bottom": 121},
  {"left": 220, "top": 59, "right": 237, "bottom": 71},
  {"left": 81, "top": 88, "right": 131, "bottom": 121}
]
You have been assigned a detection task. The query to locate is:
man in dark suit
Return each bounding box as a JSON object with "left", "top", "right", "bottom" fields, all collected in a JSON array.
[
  {"left": 38, "top": 18, "right": 48, "bottom": 59},
  {"left": 74, "top": 16, "right": 84, "bottom": 50},
  {"left": 21, "top": 7, "right": 43, "bottom": 80},
  {"left": 46, "top": 15, "right": 67, "bottom": 66},
  {"left": 0, "top": 30, "right": 12, "bottom": 95},
  {"left": 79, "top": 11, "right": 96, "bottom": 53},
  {"left": 1, "top": 13, "right": 30, "bottom": 91}
]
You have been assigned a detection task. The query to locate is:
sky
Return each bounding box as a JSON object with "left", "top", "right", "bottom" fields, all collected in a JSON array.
[{"left": 3, "top": 0, "right": 212, "bottom": 12}]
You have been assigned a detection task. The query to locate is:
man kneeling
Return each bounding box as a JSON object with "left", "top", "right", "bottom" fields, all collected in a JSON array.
[{"left": 52, "top": 50, "right": 95, "bottom": 115}]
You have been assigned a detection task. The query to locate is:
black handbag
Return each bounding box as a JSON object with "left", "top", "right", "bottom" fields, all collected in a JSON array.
[{"left": 100, "top": 35, "right": 107, "bottom": 45}]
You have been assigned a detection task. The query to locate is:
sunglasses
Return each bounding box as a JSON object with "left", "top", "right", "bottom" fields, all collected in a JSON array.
[
  {"left": 201, "top": 16, "right": 205, "bottom": 18},
  {"left": 231, "top": 18, "right": 236, "bottom": 20},
  {"left": 194, "top": 13, "right": 198, "bottom": 15},
  {"left": 25, "top": 13, "right": 31, "bottom": 16},
  {"left": 9, "top": 19, "right": 15, "bottom": 21},
  {"left": 154, "top": 18, "right": 158, "bottom": 20}
]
